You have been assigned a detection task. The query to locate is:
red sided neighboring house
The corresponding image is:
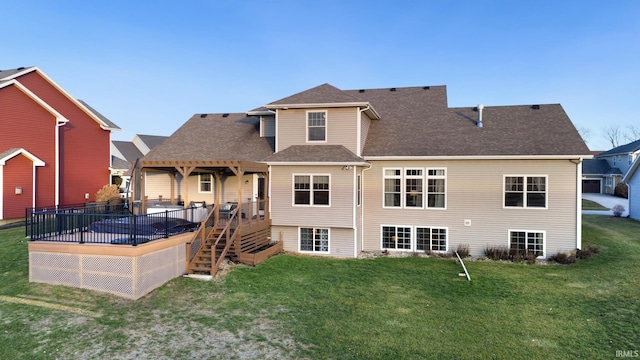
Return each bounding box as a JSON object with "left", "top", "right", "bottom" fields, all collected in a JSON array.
[{"left": 0, "top": 67, "right": 121, "bottom": 219}]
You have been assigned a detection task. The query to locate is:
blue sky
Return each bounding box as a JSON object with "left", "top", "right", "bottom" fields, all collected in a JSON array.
[{"left": 3, "top": 1, "right": 639, "bottom": 150}]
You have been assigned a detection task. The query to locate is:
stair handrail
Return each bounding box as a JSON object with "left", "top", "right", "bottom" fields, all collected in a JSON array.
[
  {"left": 210, "top": 210, "right": 239, "bottom": 275},
  {"left": 187, "top": 204, "right": 218, "bottom": 268}
]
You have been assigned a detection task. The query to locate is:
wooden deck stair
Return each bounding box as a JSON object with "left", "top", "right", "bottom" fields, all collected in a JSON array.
[{"left": 187, "top": 208, "right": 282, "bottom": 275}]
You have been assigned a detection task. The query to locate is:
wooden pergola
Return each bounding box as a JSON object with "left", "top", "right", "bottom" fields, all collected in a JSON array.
[{"left": 135, "top": 159, "right": 269, "bottom": 224}]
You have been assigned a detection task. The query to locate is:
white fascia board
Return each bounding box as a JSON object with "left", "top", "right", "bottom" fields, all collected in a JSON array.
[
  {"left": 0, "top": 148, "right": 45, "bottom": 166},
  {"left": 266, "top": 102, "right": 369, "bottom": 109},
  {"left": 266, "top": 161, "right": 370, "bottom": 166},
  {"left": 0, "top": 80, "right": 68, "bottom": 124},
  {"left": 266, "top": 102, "right": 381, "bottom": 120},
  {"left": 247, "top": 110, "right": 275, "bottom": 116},
  {"left": 364, "top": 155, "right": 593, "bottom": 161}
]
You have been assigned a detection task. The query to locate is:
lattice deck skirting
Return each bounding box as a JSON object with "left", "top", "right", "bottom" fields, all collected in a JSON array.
[{"left": 28, "top": 233, "right": 192, "bottom": 300}]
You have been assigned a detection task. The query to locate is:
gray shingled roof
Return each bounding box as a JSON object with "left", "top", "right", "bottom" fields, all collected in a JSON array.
[
  {"left": 145, "top": 83, "right": 589, "bottom": 162},
  {"left": 0, "top": 67, "right": 35, "bottom": 82},
  {"left": 112, "top": 141, "right": 144, "bottom": 162},
  {"left": 143, "top": 113, "right": 275, "bottom": 162},
  {"left": 268, "top": 83, "right": 364, "bottom": 105},
  {"left": 597, "top": 139, "right": 640, "bottom": 157},
  {"left": 350, "top": 85, "right": 587, "bottom": 156},
  {"left": 263, "top": 145, "right": 365, "bottom": 163},
  {"left": 111, "top": 156, "right": 132, "bottom": 170},
  {"left": 0, "top": 148, "right": 21, "bottom": 160},
  {"left": 582, "top": 159, "right": 612, "bottom": 175},
  {"left": 137, "top": 134, "right": 168, "bottom": 150},
  {"left": 77, "top": 100, "right": 121, "bottom": 130}
]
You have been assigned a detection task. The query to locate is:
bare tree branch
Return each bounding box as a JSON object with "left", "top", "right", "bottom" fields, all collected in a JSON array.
[
  {"left": 602, "top": 125, "right": 622, "bottom": 148},
  {"left": 624, "top": 124, "right": 640, "bottom": 143},
  {"left": 577, "top": 127, "right": 591, "bottom": 145}
]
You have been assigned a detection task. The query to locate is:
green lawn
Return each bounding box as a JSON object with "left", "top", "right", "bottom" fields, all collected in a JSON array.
[
  {"left": 582, "top": 199, "right": 610, "bottom": 210},
  {"left": 1, "top": 216, "right": 639, "bottom": 359}
]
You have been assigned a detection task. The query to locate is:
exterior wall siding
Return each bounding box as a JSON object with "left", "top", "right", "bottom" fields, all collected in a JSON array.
[
  {"left": 262, "top": 116, "right": 275, "bottom": 137},
  {"left": 0, "top": 85, "right": 56, "bottom": 208},
  {"left": 276, "top": 108, "right": 358, "bottom": 154},
  {"left": 270, "top": 165, "right": 355, "bottom": 228},
  {"left": 18, "top": 72, "right": 111, "bottom": 205},
  {"left": 361, "top": 159, "right": 580, "bottom": 258},
  {"left": 629, "top": 174, "right": 640, "bottom": 221},
  {"left": 2, "top": 155, "right": 33, "bottom": 219},
  {"left": 272, "top": 225, "right": 354, "bottom": 258},
  {"left": 360, "top": 113, "right": 371, "bottom": 155}
]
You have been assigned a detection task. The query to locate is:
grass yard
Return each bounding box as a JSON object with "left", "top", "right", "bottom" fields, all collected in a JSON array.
[
  {"left": 582, "top": 199, "right": 610, "bottom": 210},
  {"left": 1, "top": 215, "right": 639, "bottom": 359}
]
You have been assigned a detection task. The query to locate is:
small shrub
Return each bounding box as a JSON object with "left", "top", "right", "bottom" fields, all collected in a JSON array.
[
  {"left": 549, "top": 251, "right": 576, "bottom": 264},
  {"left": 455, "top": 244, "right": 470, "bottom": 258},
  {"left": 95, "top": 185, "right": 121, "bottom": 203},
  {"left": 484, "top": 245, "right": 511, "bottom": 261},
  {"left": 577, "top": 245, "right": 600, "bottom": 260},
  {"left": 484, "top": 245, "right": 538, "bottom": 263},
  {"left": 612, "top": 204, "right": 626, "bottom": 217},
  {"left": 614, "top": 182, "right": 628, "bottom": 199}
]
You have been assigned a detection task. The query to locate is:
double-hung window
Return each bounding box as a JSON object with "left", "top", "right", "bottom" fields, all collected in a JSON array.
[
  {"left": 504, "top": 175, "right": 547, "bottom": 208},
  {"left": 300, "top": 227, "right": 329, "bottom": 253},
  {"left": 509, "top": 230, "right": 544, "bottom": 257},
  {"left": 307, "top": 111, "right": 326, "bottom": 142},
  {"left": 199, "top": 174, "right": 212, "bottom": 193},
  {"left": 405, "top": 169, "right": 423, "bottom": 208},
  {"left": 427, "top": 169, "right": 446, "bottom": 208},
  {"left": 384, "top": 169, "right": 402, "bottom": 207},
  {"left": 294, "top": 175, "right": 330, "bottom": 206},
  {"left": 384, "top": 168, "right": 446, "bottom": 208}
]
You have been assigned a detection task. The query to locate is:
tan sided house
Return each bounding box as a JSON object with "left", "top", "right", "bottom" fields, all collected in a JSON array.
[{"left": 139, "top": 83, "right": 591, "bottom": 261}]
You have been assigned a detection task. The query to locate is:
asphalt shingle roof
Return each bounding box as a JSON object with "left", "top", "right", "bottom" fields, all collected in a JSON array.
[
  {"left": 143, "top": 113, "right": 275, "bottom": 162},
  {"left": 137, "top": 135, "right": 168, "bottom": 150},
  {"left": 0, "top": 67, "right": 35, "bottom": 82},
  {"left": 112, "top": 141, "right": 144, "bottom": 162},
  {"left": 144, "top": 83, "right": 589, "bottom": 162},
  {"left": 582, "top": 159, "right": 612, "bottom": 175},
  {"left": 77, "top": 100, "right": 121, "bottom": 130},
  {"left": 597, "top": 139, "right": 640, "bottom": 157},
  {"left": 263, "top": 145, "right": 364, "bottom": 163}
]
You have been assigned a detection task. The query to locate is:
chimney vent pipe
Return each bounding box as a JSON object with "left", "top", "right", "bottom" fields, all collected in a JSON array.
[{"left": 477, "top": 104, "right": 484, "bottom": 128}]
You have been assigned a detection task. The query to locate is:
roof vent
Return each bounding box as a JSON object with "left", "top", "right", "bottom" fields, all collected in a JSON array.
[
  {"left": 359, "top": 89, "right": 365, "bottom": 93},
  {"left": 200, "top": 114, "right": 207, "bottom": 118},
  {"left": 423, "top": 86, "right": 430, "bottom": 90},
  {"left": 17, "top": 67, "right": 25, "bottom": 70},
  {"left": 476, "top": 104, "right": 484, "bottom": 128},
  {"left": 531, "top": 105, "right": 540, "bottom": 109},
  {"left": 222, "top": 113, "right": 229, "bottom": 117},
  {"left": 390, "top": 88, "right": 396, "bottom": 92}
]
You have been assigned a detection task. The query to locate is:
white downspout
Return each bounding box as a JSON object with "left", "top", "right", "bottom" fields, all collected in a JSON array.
[
  {"left": 360, "top": 163, "right": 372, "bottom": 253},
  {"left": 574, "top": 158, "right": 583, "bottom": 249},
  {"left": 352, "top": 166, "right": 357, "bottom": 258},
  {"left": 0, "top": 166, "right": 3, "bottom": 219},
  {"left": 55, "top": 119, "right": 66, "bottom": 206}
]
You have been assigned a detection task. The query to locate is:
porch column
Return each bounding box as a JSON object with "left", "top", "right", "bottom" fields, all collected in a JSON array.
[
  {"left": 175, "top": 165, "right": 196, "bottom": 208},
  {"left": 141, "top": 169, "right": 147, "bottom": 214},
  {"left": 170, "top": 172, "right": 176, "bottom": 205},
  {"left": 229, "top": 166, "right": 245, "bottom": 253},
  {"left": 214, "top": 171, "right": 222, "bottom": 224},
  {"left": 263, "top": 171, "right": 269, "bottom": 221}
]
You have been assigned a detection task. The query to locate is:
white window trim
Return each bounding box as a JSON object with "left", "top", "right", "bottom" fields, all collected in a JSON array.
[
  {"left": 380, "top": 224, "right": 414, "bottom": 252},
  {"left": 503, "top": 174, "right": 548, "bottom": 209},
  {"left": 382, "top": 167, "right": 447, "bottom": 210},
  {"left": 306, "top": 110, "right": 327, "bottom": 143},
  {"left": 416, "top": 226, "right": 449, "bottom": 253},
  {"left": 382, "top": 168, "right": 402, "bottom": 209},
  {"left": 198, "top": 173, "right": 213, "bottom": 194},
  {"left": 298, "top": 227, "right": 330, "bottom": 253},
  {"left": 405, "top": 168, "right": 424, "bottom": 209},
  {"left": 426, "top": 168, "right": 447, "bottom": 210},
  {"left": 292, "top": 173, "right": 331, "bottom": 207},
  {"left": 508, "top": 229, "right": 546, "bottom": 258}
]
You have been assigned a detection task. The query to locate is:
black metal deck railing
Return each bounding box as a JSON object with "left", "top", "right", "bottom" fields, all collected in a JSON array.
[{"left": 27, "top": 202, "right": 207, "bottom": 245}]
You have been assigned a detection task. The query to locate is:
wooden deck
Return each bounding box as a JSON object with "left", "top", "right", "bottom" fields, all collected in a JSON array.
[{"left": 186, "top": 207, "right": 280, "bottom": 275}]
